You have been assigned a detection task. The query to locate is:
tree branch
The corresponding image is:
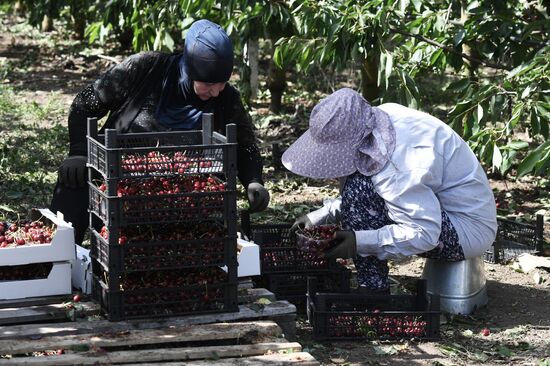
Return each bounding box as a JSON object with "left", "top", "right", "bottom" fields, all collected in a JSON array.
[{"left": 390, "top": 28, "right": 512, "bottom": 71}]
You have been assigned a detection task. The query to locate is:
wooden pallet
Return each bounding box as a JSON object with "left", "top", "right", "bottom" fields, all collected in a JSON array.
[
  {"left": 0, "top": 288, "right": 277, "bottom": 325},
  {"left": 0, "top": 320, "right": 318, "bottom": 365},
  {"left": 0, "top": 287, "right": 317, "bottom": 364}
]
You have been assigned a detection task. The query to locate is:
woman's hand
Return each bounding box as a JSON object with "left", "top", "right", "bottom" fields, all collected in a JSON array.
[
  {"left": 247, "top": 182, "right": 270, "bottom": 213},
  {"left": 324, "top": 230, "right": 357, "bottom": 260},
  {"left": 58, "top": 155, "right": 87, "bottom": 189}
]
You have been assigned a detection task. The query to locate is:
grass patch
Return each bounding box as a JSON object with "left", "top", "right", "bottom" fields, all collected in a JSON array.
[{"left": 0, "top": 84, "right": 68, "bottom": 220}]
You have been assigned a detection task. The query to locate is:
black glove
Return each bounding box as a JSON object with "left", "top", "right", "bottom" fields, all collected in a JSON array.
[
  {"left": 290, "top": 215, "right": 312, "bottom": 237},
  {"left": 58, "top": 155, "right": 87, "bottom": 189},
  {"left": 324, "top": 230, "right": 357, "bottom": 260},
  {"left": 247, "top": 182, "right": 270, "bottom": 213}
]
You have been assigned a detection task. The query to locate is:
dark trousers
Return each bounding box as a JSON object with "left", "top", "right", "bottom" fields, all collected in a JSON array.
[{"left": 49, "top": 180, "right": 89, "bottom": 245}]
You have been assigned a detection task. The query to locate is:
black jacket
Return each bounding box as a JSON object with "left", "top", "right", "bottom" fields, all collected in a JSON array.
[{"left": 68, "top": 52, "right": 263, "bottom": 186}]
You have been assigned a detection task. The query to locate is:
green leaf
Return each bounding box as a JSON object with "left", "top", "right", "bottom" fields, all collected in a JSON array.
[
  {"left": 531, "top": 108, "right": 541, "bottom": 135},
  {"left": 462, "top": 329, "right": 474, "bottom": 337},
  {"left": 70, "top": 344, "right": 90, "bottom": 352},
  {"left": 521, "top": 85, "right": 533, "bottom": 99},
  {"left": 508, "top": 102, "right": 524, "bottom": 130},
  {"left": 447, "top": 79, "right": 471, "bottom": 92},
  {"left": 409, "top": 0, "right": 422, "bottom": 11},
  {"left": 385, "top": 53, "right": 393, "bottom": 89},
  {"left": 449, "top": 100, "right": 472, "bottom": 117},
  {"left": 492, "top": 144, "right": 502, "bottom": 171},
  {"left": 399, "top": 0, "right": 410, "bottom": 13},
  {"left": 255, "top": 297, "right": 272, "bottom": 305},
  {"left": 535, "top": 103, "right": 550, "bottom": 121},
  {"left": 517, "top": 141, "right": 550, "bottom": 176},
  {"left": 497, "top": 345, "right": 513, "bottom": 358},
  {"left": 473, "top": 352, "right": 490, "bottom": 362},
  {"left": 6, "top": 191, "right": 23, "bottom": 199},
  {"left": 476, "top": 104, "right": 484, "bottom": 124},
  {"left": 0, "top": 205, "right": 16, "bottom": 213},
  {"left": 505, "top": 141, "right": 529, "bottom": 150},
  {"left": 500, "top": 151, "right": 515, "bottom": 174},
  {"left": 454, "top": 28, "right": 466, "bottom": 46}
]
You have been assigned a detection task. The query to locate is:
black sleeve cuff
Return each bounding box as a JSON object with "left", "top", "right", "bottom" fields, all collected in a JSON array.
[{"left": 237, "top": 144, "right": 264, "bottom": 187}]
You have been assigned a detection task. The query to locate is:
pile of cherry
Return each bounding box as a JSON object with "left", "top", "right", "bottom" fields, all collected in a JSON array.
[
  {"left": 120, "top": 151, "right": 222, "bottom": 176},
  {"left": 0, "top": 262, "right": 52, "bottom": 281},
  {"left": 262, "top": 250, "right": 328, "bottom": 271},
  {"left": 98, "top": 222, "right": 227, "bottom": 270},
  {"left": 0, "top": 220, "right": 55, "bottom": 248},
  {"left": 327, "top": 313, "right": 428, "bottom": 339},
  {"left": 296, "top": 224, "right": 340, "bottom": 255},
  {"left": 98, "top": 175, "right": 226, "bottom": 196},
  {"left": 93, "top": 174, "right": 227, "bottom": 222},
  {"left": 112, "top": 267, "right": 229, "bottom": 316}
]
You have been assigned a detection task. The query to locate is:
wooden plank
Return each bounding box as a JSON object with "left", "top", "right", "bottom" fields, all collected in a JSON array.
[
  {"left": 125, "top": 352, "right": 320, "bottom": 366},
  {"left": 0, "top": 342, "right": 303, "bottom": 365},
  {"left": 0, "top": 301, "right": 296, "bottom": 340},
  {"left": 0, "top": 302, "right": 99, "bottom": 326},
  {"left": 238, "top": 288, "right": 276, "bottom": 304},
  {"left": 0, "top": 287, "right": 272, "bottom": 326},
  {"left": 0, "top": 321, "right": 282, "bottom": 354},
  {"left": 238, "top": 278, "right": 255, "bottom": 290}
]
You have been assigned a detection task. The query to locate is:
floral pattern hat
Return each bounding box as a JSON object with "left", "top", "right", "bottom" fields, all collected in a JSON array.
[{"left": 282, "top": 88, "right": 396, "bottom": 179}]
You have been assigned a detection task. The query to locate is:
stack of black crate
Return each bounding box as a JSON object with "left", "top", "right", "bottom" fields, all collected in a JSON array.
[
  {"left": 240, "top": 213, "right": 351, "bottom": 312},
  {"left": 87, "top": 114, "right": 239, "bottom": 321}
]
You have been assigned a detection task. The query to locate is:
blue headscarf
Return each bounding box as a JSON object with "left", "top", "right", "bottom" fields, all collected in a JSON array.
[{"left": 155, "top": 20, "right": 234, "bottom": 130}]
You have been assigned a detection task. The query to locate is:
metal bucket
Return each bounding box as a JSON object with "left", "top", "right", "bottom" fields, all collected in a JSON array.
[{"left": 422, "top": 256, "right": 488, "bottom": 315}]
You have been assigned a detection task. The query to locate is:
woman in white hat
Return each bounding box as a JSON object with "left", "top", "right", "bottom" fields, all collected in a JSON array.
[{"left": 283, "top": 88, "right": 497, "bottom": 293}]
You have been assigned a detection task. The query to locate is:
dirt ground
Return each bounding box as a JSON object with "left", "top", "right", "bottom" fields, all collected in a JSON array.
[
  {"left": 1, "top": 15, "right": 549, "bottom": 366},
  {"left": 291, "top": 256, "right": 550, "bottom": 366}
]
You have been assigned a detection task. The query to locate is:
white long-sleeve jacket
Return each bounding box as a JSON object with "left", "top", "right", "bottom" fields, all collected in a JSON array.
[{"left": 306, "top": 103, "right": 497, "bottom": 260}]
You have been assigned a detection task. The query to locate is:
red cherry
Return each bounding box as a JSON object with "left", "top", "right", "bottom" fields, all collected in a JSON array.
[
  {"left": 73, "top": 294, "right": 81, "bottom": 302},
  {"left": 481, "top": 328, "right": 490, "bottom": 336},
  {"left": 119, "top": 236, "right": 128, "bottom": 245}
]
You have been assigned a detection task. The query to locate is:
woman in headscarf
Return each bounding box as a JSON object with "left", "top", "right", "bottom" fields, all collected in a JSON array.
[
  {"left": 284, "top": 88, "right": 497, "bottom": 294},
  {"left": 51, "top": 19, "right": 269, "bottom": 244}
]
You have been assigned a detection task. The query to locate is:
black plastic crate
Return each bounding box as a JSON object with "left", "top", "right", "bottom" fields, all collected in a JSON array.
[
  {"left": 307, "top": 278, "right": 440, "bottom": 341},
  {"left": 258, "top": 265, "right": 351, "bottom": 311},
  {"left": 485, "top": 215, "right": 544, "bottom": 263},
  {"left": 89, "top": 183, "right": 237, "bottom": 226},
  {"left": 246, "top": 223, "right": 332, "bottom": 273},
  {"left": 90, "top": 221, "right": 237, "bottom": 273},
  {"left": 87, "top": 116, "right": 237, "bottom": 182},
  {"left": 92, "top": 262, "right": 238, "bottom": 321}
]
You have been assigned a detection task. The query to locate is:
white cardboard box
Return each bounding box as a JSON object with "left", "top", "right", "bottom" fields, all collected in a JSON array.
[
  {"left": 71, "top": 245, "right": 92, "bottom": 295},
  {"left": 236, "top": 238, "right": 260, "bottom": 277},
  {"left": 0, "top": 208, "right": 76, "bottom": 266},
  {"left": 0, "top": 261, "right": 72, "bottom": 300}
]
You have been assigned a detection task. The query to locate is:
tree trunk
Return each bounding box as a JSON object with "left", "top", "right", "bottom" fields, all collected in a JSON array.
[
  {"left": 461, "top": 0, "right": 480, "bottom": 78},
  {"left": 14, "top": 0, "right": 26, "bottom": 15},
  {"left": 117, "top": 27, "right": 134, "bottom": 50},
  {"left": 247, "top": 38, "right": 259, "bottom": 101},
  {"left": 360, "top": 54, "right": 380, "bottom": 104},
  {"left": 70, "top": 2, "right": 86, "bottom": 40},
  {"left": 41, "top": 14, "right": 53, "bottom": 32},
  {"left": 267, "top": 39, "right": 286, "bottom": 114},
  {"left": 267, "top": 60, "right": 285, "bottom": 114},
  {"left": 41, "top": 0, "right": 55, "bottom": 33}
]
